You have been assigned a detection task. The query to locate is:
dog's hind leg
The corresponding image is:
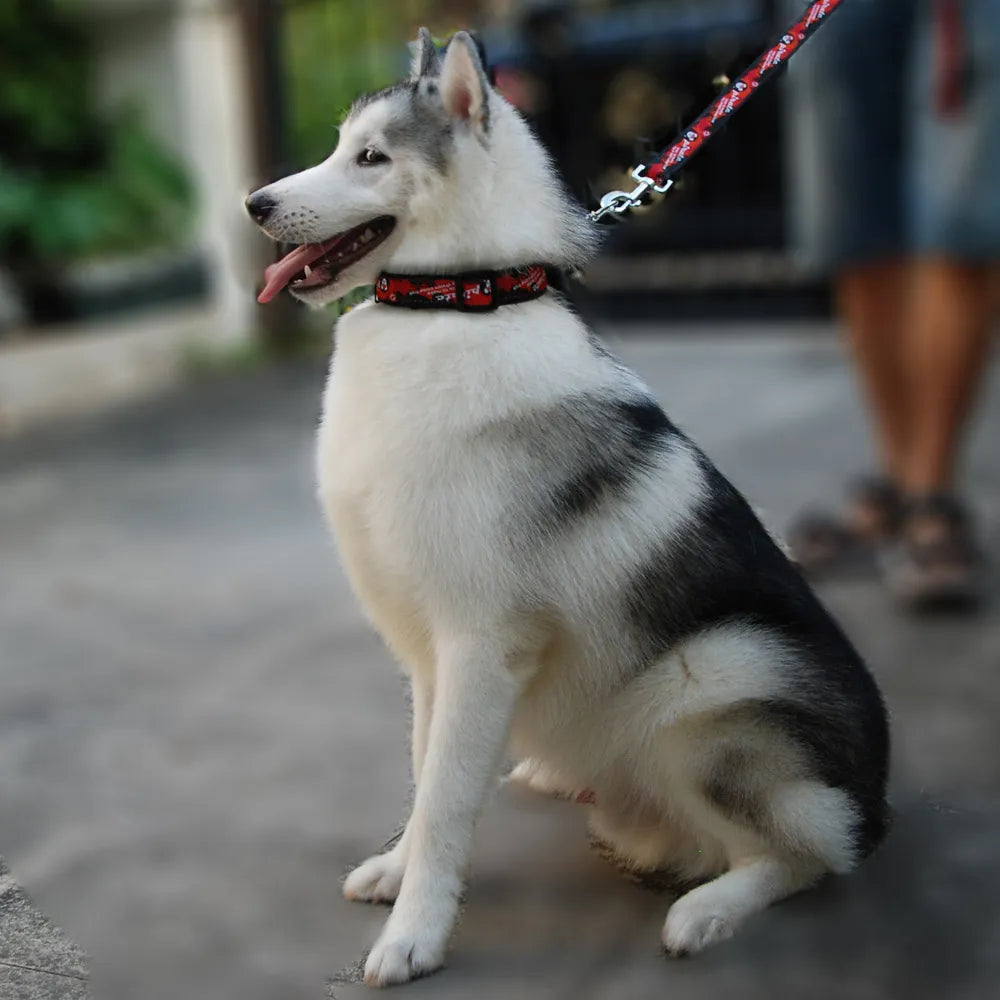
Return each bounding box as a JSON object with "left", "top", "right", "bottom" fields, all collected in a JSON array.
[
  {"left": 662, "top": 853, "right": 822, "bottom": 956},
  {"left": 660, "top": 777, "right": 858, "bottom": 956}
]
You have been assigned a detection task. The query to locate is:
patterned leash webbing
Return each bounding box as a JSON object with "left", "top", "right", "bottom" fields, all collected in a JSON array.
[{"left": 590, "top": 0, "right": 848, "bottom": 221}]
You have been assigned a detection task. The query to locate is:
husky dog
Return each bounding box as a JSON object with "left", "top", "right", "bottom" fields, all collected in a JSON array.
[{"left": 246, "top": 29, "right": 889, "bottom": 988}]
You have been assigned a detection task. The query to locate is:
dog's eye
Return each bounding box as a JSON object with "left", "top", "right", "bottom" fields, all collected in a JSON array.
[{"left": 358, "top": 147, "right": 389, "bottom": 166}]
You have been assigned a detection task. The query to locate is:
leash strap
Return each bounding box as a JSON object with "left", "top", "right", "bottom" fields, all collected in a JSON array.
[
  {"left": 590, "top": 0, "right": 848, "bottom": 222},
  {"left": 375, "top": 264, "right": 550, "bottom": 311}
]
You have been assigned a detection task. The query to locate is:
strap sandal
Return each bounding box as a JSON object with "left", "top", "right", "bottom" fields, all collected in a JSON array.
[
  {"left": 789, "top": 476, "right": 903, "bottom": 576},
  {"left": 880, "top": 493, "right": 985, "bottom": 611}
]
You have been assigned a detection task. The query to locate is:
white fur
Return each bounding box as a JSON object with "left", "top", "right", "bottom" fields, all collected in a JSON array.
[{"left": 250, "top": 33, "right": 870, "bottom": 987}]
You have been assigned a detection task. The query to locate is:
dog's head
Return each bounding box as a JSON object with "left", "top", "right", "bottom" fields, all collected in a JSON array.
[
  {"left": 247, "top": 28, "right": 596, "bottom": 306},
  {"left": 248, "top": 30, "right": 493, "bottom": 305}
]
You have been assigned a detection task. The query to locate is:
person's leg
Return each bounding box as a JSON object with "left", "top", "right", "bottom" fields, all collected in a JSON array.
[
  {"left": 900, "top": 258, "right": 996, "bottom": 494},
  {"left": 836, "top": 261, "right": 912, "bottom": 484},
  {"left": 788, "top": 259, "right": 915, "bottom": 571},
  {"left": 904, "top": 0, "right": 1000, "bottom": 494},
  {"left": 873, "top": 258, "right": 996, "bottom": 607},
  {"left": 783, "top": 0, "right": 915, "bottom": 573},
  {"left": 873, "top": 0, "right": 1000, "bottom": 605}
]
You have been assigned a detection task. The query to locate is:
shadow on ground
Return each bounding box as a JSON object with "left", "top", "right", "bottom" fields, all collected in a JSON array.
[{"left": 329, "top": 790, "right": 1000, "bottom": 1000}]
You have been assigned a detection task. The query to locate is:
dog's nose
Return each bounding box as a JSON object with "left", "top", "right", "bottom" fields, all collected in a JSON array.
[{"left": 245, "top": 191, "right": 277, "bottom": 224}]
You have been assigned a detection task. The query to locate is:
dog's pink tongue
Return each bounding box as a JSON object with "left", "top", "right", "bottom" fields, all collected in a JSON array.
[{"left": 257, "top": 242, "right": 330, "bottom": 304}]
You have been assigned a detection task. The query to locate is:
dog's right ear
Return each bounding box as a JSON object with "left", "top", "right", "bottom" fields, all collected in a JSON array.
[
  {"left": 410, "top": 27, "right": 440, "bottom": 80},
  {"left": 439, "top": 31, "right": 491, "bottom": 132}
]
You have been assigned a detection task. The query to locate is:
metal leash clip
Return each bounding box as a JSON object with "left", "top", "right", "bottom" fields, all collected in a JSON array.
[
  {"left": 589, "top": 165, "right": 674, "bottom": 223},
  {"left": 586, "top": 2, "right": 848, "bottom": 225}
]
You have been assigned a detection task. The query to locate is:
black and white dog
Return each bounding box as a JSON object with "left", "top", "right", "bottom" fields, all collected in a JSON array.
[{"left": 247, "top": 30, "right": 889, "bottom": 987}]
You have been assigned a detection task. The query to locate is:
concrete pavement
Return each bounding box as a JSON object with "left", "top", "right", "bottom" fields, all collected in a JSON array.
[
  {"left": 1, "top": 324, "right": 998, "bottom": 1000},
  {"left": 0, "top": 856, "right": 90, "bottom": 999}
]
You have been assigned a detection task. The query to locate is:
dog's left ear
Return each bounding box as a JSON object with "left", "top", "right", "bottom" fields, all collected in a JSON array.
[
  {"left": 439, "top": 31, "right": 491, "bottom": 131},
  {"left": 410, "top": 27, "right": 440, "bottom": 79}
]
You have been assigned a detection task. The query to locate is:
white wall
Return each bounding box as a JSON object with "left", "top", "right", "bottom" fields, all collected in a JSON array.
[{"left": 82, "top": 0, "right": 262, "bottom": 343}]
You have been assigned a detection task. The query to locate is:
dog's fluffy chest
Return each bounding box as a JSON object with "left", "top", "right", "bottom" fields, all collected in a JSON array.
[
  {"left": 317, "top": 321, "right": 461, "bottom": 595},
  {"left": 317, "top": 305, "right": 507, "bottom": 526},
  {"left": 317, "top": 303, "right": 560, "bottom": 614},
  {"left": 314, "top": 299, "right": 617, "bottom": 628}
]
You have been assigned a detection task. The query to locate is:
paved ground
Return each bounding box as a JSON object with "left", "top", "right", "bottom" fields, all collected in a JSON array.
[
  {"left": 0, "top": 856, "right": 90, "bottom": 999},
  {"left": 1, "top": 323, "right": 999, "bottom": 1000}
]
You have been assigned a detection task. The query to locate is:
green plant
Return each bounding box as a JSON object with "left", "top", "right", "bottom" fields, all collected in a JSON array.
[
  {"left": 0, "top": 0, "right": 193, "bottom": 267},
  {"left": 285, "top": 0, "right": 398, "bottom": 165},
  {"left": 284, "top": 0, "right": 464, "bottom": 166}
]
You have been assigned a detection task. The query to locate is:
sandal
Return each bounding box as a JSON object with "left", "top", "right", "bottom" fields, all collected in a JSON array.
[
  {"left": 880, "top": 494, "right": 985, "bottom": 611},
  {"left": 789, "top": 476, "right": 904, "bottom": 577}
]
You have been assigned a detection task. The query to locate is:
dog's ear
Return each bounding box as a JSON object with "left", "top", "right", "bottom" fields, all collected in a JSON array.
[
  {"left": 439, "top": 31, "right": 490, "bottom": 131},
  {"left": 410, "top": 27, "right": 440, "bottom": 80}
]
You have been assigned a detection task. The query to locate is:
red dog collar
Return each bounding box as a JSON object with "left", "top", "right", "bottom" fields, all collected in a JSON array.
[{"left": 374, "top": 265, "right": 550, "bottom": 311}]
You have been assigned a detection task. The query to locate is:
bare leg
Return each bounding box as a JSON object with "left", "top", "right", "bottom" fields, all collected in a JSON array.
[
  {"left": 343, "top": 672, "right": 433, "bottom": 904},
  {"left": 794, "top": 258, "right": 995, "bottom": 577},
  {"left": 790, "top": 262, "right": 913, "bottom": 570},
  {"left": 898, "top": 258, "right": 996, "bottom": 494},
  {"left": 837, "top": 260, "right": 912, "bottom": 482}
]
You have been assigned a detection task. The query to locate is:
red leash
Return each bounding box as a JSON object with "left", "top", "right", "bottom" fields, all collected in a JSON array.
[{"left": 590, "top": 0, "right": 848, "bottom": 222}]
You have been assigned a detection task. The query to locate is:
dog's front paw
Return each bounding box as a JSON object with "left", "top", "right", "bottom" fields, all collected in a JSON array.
[
  {"left": 363, "top": 921, "right": 447, "bottom": 987},
  {"left": 662, "top": 895, "right": 735, "bottom": 957},
  {"left": 343, "top": 849, "right": 405, "bottom": 904}
]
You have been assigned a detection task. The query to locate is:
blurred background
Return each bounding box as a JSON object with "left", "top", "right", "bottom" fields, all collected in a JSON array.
[
  {"left": 1, "top": 2, "right": 998, "bottom": 1000},
  {"left": 0, "top": 0, "right": 820, "bottom": 396}
]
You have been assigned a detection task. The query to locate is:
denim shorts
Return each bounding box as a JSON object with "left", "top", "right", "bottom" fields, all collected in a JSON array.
[{"left": 785, "top": 0, "right": 1000, "bottom": 271}]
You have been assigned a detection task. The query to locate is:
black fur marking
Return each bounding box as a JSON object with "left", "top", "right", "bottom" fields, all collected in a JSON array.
[
  {"left": 618, "top": 399, "right": 672, "bottom": 449},
  {"left": 549, "top": 462, "right": 629, "bottom": 520},
  {"left": 702, "top": 699, "right": 889, "bottom": 857},
  {"left": 466, "top": 31, "right": 491, "bottom": 80},
  {"left": 349, "top": 81, "right": 453, "bottom": 173},
  {"left": 758, "top": 699, "right": 890, "bottom": 856},
  {"left": 702, "top": 746, "right": 767, "bottom": 830},
  {"left": 411, "top": 27, "right": 441, "bottom": 79},
  {"left": 475, "top": 394, "right": 680, "bottom": 534},
  {"left": 543, "top": 401, "right": 673, "bottom": 520},
  {"left": 623, "top": 450, "right": 890, "bottom": 857},
  {"left": 383, "top": 111, "right": 453, "bottom": 172},
  {"left": 513, "top": 394, "right": 678, "bottom": 525}
]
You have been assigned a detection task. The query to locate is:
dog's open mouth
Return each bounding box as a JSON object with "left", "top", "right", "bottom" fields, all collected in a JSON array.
[{"left": 257, "top": 215, "right": 396, "bottom": 303}]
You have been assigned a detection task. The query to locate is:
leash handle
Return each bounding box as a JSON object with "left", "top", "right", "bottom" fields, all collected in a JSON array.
[{"left": 590, "top": 0, "right": 848, "bottom": 223}]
